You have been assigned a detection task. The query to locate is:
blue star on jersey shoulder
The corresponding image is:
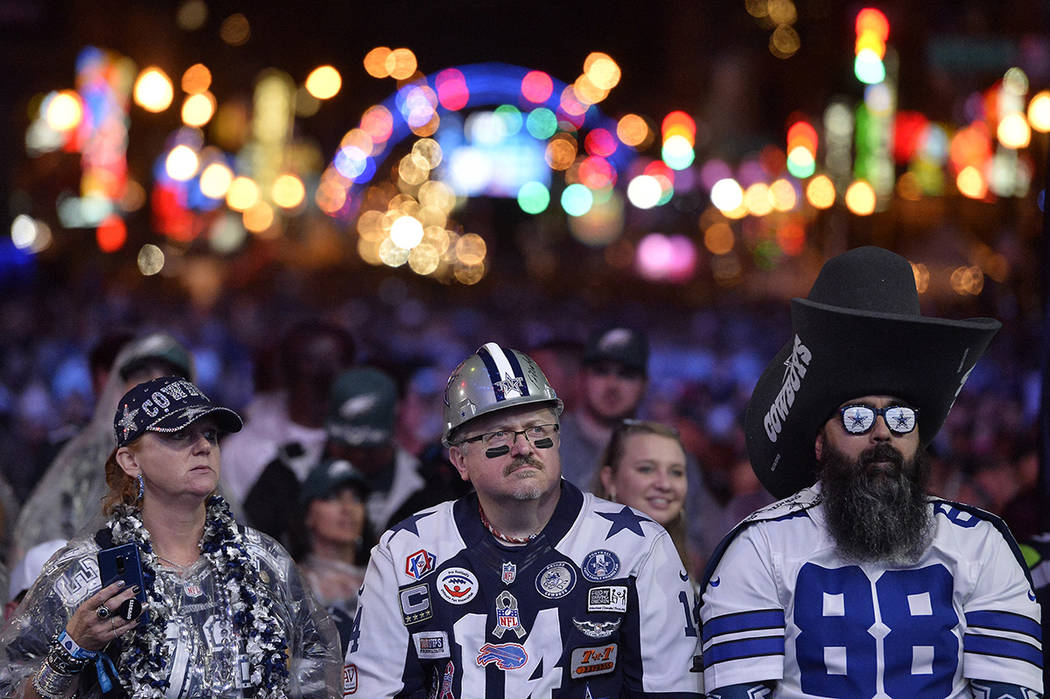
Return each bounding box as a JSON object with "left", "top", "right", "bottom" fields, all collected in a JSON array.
[
  {"left": 597, "top": 506, "right": 652, "bottom": 539},
  {"left": 390, "top": 511, "right": 435, "bottom": 538}
]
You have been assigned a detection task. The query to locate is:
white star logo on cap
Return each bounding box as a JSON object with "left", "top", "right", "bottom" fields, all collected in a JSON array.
[
  {"left": 118, "top": 404, "right": 139, "bottom": 440},
  {"left": 494, "top": 373, "right": 524, "bottom": 397}
]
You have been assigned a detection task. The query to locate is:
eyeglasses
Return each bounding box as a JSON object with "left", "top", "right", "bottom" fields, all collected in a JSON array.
[
  {"left": 839, "top": 404, "right": 919, "bottom": 436},
  {"left": 459, "top": 423, "right": 560, "bottom": 449}
]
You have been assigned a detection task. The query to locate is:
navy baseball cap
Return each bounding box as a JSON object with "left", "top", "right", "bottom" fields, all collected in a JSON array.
[
  {"left": 114, "top": 376, "right": 242, "bottom": 448},
  {"left": 299, "top": 459, "right": 369, "bottom": 505}
]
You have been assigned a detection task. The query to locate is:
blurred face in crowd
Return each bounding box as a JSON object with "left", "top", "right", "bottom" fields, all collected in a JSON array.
[
  {"left": 449, "top": 404, "right": 562, "bottom": 506},
  {"left": 581, "top": 361, "right": 647, "bottom": 423},
  {"left": 117, "top": 418, "right": 221, "bottom": 502},
  {"left": 815, "top": 394, "right": 930, "bottom": 564},
  {"left": 600, "top": 431, "right": 687, "bottom": 527},
  {"left": 307, "top": 486, "right": 366, "bottom": 549}
]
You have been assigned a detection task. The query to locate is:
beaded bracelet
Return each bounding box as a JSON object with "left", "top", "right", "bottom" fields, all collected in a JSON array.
[
  {"left": 44, "top": 647, "right": 88, "bottom": 676},
  {"left": 32, "top": 660, "right": 76, "bottom": 699}
]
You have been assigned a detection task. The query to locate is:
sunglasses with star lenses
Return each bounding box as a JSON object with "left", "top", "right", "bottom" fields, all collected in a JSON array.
[{"left": 839, "top": 404, "right": 919, "bottom": 436}]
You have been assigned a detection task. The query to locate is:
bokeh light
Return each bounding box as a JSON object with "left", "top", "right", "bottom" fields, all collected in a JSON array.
[
  {"left": 455, "top": 233, "right": 487, "bottom": 265},
  {"left": 226, "top": 176, "right": 260, "bottom": 211},
  {"left": 626, "top": 175, "right": 662, "bottom": 209},
  {"left": 306, "top": 65, "right": 342, "bottom": 100},
  {"left": 617, "top": 114, "right": 650, "bottom": 148},
  {"left": 96, "top": 216, "right": 126, "bottom": 252},
  {"left": 518, "top": 181, "right": 550, "bottom": 214},
  {"left": 854, "top": 50, "right": 886, "bottom": 84},
  {"left": 744, "top": 183, "right": 773, "bottom": 216},
  {"left": 1029, "top": 91, "right": 1050, "bottom": 133},
  {"left": 272, "top": 174, "right": 306, "bottom": 209},
  {"left": 199, "top": 162, "right": 234, "bottom": 199},
  {"left": 703, "top": 222, "right": 735, "bottom": 255},
  {"left": 386, "top": 49, "right": 417, "bottom": 80},
  {"left": 521, "top": 71, "right": 554, "bottom": 103},
  {"left": 390, "top": 215, "right": 424, "bottom": 249},
  {"left": 181, "top": 91, "right": 216, "bottom": 127},
  {"left": 436, "top": 68, "right": 469, "bottom": 110},
  {"left": 364, "top": 47, "right": 392, "bottom": 78},
  {"left": 997, "top": 112, "right": 1031, "bottom": 149},
  {"left": 545, "top": 136, "right": 577, "bottom": 170},
  {"left": 181, "top": 63, "right": 211, "bottom": 93},
  {"left": 134, "top": 67, "right": 174, "bottom": 112},
  {"left": 44, "top": 90, "right": 83, "bottom": 131},
  {"left": 584, "top": 52, "right": 621, "bottom": 90},
  {"left": 662, "top": 134, "right": 695, "bottom": 170},
  {"left": 844, "top": 180, "right": 877, "bottom": 214},
  {"left": 710, "top": 178, "right": 744, "bottom": 212},
  {"left": 526, "top": 108, "right": 558, "bottom": 139},
  {"left": 243, "top": 201, "right": 275, "bottom": 233},
  {"left": 805, "top": 174, "right": 836, "bottom": 209},
  {"left": 561, "top": 183, "right": 594, "bottom": 216},
  {"left": 956, "top": 165, "right": 987, "bottom": 199},
  {"left": 165, "top": 145, "right": 199, "bottom": 181},
  {"left": 220, "top": 13, "right": 250, "bottom": 46},
  {"left": 176, "top": 0, "right": 207, "bottom": 31}
]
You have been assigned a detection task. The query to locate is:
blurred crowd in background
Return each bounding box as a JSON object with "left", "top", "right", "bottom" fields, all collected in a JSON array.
[{"left": 0, "top": 262, "right": 1041, "bottom": 584}]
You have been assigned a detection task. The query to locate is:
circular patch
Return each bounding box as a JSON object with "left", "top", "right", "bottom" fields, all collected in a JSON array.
[
  {"left": 437, "top": 567, "right": 479, "bottom": 604},
  {"left": 581, "top": 549, "right": 621, "bottom": 582},
  {"left": 535, "top": 561, "right": 577, "bottom": 599}
]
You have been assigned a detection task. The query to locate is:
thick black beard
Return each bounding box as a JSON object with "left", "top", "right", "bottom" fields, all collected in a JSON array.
[{"left": 818, "top": 441, "right": 933, "bottom": 565}]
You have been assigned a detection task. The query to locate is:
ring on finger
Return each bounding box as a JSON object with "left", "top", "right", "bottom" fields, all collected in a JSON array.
[{"left": 96, "top": 605, "right": 111, "bottom": 620}]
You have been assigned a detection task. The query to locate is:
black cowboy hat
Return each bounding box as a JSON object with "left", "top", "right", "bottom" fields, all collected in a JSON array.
[{"left": 744, "top": 246, "right": 1001, "bottom": 499}]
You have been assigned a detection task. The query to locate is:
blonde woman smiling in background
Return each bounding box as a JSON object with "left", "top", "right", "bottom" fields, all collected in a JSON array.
[{"left": 595, "top": 419, "right": 693, "bottom": 573}]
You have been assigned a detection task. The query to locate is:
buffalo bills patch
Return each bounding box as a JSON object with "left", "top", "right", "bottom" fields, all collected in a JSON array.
[
  {"left": 405, "top": 549, "right": 436, "bottom": 580},
  {"left": 535, "top": 561, "right": 576, "bottom": 599},
  {"left": 587, "top": 585, "right": 628, "bottom": 613},
  {"left": 342, "top": 663, "right": 358, "bottom": 695},
  {"left": 399, "top": 583, "right": 433, "bottom": 625},
  {"left": 570, "top": 643, "right": 618, "bottom": 677},
  {"left": 412, "top": 631, "right": 450, "bottom": 659},
  {"left": 581, "top": 549, "right": 620, "bottom": 582},
  {"left": 476, "top": 642, "right": 528, "bottom": 670},
  {"left": 437, "top": 567, "right": 479, "bottom": 604}
]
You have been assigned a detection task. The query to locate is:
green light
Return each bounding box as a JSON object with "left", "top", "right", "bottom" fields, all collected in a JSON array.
[
  {"left": 526, "top": 108, "right": 558, "bottom": 139},
  {"left": 854, "top": 49, "right": 885, "bottom": 85},
  {"left": 517, "top": 181, "right": 550, "bottom": 214},
  {"left": 786, "top": 147, "right": 816, "bottom": 178},
  {"left": 561, "top": 184, "right": 593, "bottom": 216},
  {"left": 495, "top": 104, "right": 523, "bottom": 136},
  {"left": 661, "top": 134, "right": 695, "bottom": 170}
]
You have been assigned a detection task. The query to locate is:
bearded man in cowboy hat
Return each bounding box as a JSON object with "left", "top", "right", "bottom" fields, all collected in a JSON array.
[{"left": 697, "top": 247, "right": 1042, "bottom": 698}]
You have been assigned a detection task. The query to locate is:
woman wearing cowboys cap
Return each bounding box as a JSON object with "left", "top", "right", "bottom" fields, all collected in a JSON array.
[{"left": 0, "top": 376, "right": 342, "bottom": 698}]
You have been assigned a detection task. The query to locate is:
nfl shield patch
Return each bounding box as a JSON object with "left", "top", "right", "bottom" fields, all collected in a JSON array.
[{"left": 502, "top": 561, "right": 517, "bottom": 584}]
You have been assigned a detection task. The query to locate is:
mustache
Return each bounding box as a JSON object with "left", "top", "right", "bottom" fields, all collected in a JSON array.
[
  {"left": 860, "top": 443, "right": 904, "bottom": 470},
  {"left": 504, "top": 456, "right": 543, "bottom": 476}
]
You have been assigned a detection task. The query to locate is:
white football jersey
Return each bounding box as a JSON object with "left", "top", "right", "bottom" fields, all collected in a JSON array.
[
  {"left": 699, "top": 485, "right": 1042, "bottom": 697},
  {"left": 344, "top": 480, "right": 704, "bottom": 698}
]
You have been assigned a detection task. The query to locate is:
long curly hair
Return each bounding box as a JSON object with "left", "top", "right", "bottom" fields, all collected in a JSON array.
[{"left": 102, "top": 447, "right": 140, "bottom": 515}]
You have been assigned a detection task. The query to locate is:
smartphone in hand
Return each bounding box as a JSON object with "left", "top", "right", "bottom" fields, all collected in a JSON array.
[{"left": 96, "top": 543, "right": 148, "bottom": 625}]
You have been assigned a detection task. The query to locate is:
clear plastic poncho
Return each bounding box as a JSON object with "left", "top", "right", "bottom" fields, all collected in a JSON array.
[{"left": 0, "top": 526, "right": 343, "bottom": 697}]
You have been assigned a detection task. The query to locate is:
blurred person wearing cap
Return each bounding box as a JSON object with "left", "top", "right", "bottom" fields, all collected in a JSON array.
[
  {"left": 10, "top": 333, "right": 195, "bottom": 567},
  {"left": 219, "top": 319, "right": 356, "bottom": 510},
  {"left": 0, "top": 376, "right": 342, "bottom": 697},
  {"left": 287, "top": 459, "right": 376, "bottom": 656},
  {"left": 698, "top": 247, "right": 1039, "bottom": 697},
  {"left": 557, "top": 326, "right": 649, "bottom": 489},
  {"left": 344, "top": 342, "right": 703, "bottom": 697},
  {"left": 243, "top": 366, "right": 428, "bottom": 542}
]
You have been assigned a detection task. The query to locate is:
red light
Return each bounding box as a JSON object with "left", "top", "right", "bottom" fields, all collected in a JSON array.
[
  {"left": 360, "top": 106, "right": 394, "bottom": 143},
  {"left": 584, "top": 128, "right": 617, "bottom": 157},
  {"left": 643, "top": 160, "right": 675, "bottom": 185},
  {"left": 787, "top": 121, "right": 818, "bottom": 154},
  {"left": 96, "top": 215, "right": 127, "bottom": 252},
  {"left": 893, "top": 111, "right": 928, "bottom": 164},
  {"left": 855, "top": 8, "right": 889, "bottom": 41},
  {"left": 521, "top": 71, "right": 554, "bottom": 103},
  {"left": 578, "top": 156, "right": 617, "bottom": 189}
]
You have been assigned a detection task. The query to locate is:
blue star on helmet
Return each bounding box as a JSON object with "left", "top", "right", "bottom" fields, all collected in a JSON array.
[
  {"left": 494, "top": 372, "right": 524, "bottom": 399},
  {"left": 598, "top": 506, "right": 652, "bottom": 539},
  {"left": 118, "top": 404, "right": 139, "bottom": 440},
  {"left": 389, "top": 510, "right": 435, "bottom": 538}
]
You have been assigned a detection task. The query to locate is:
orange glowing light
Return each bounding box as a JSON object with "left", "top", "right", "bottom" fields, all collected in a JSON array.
[
  {"left": 181, "top": 64, "right": 212, "bottom": 94},
  {"left": 386, "top": 49, "right": 417, "bottom": 81},
  {"left": 305, "top": 65, "right": 342, "bottom": 100},
  {"left": 787, "top": 120, "right": 818, "bottom": 153},
  {"left": 805, "top": 175, "right": 836, "bottom": 209},
  {"left": 855, "top": 31, "right": 887, "bottom": 59},
  {"left": 364, "top": 47, "right": 392, "bottom": 78},
  {"left": 181, "top": 91, "right": 217, "bottom": 127},
  {"left": 44, "top": 90, "right": 83, "bottom": 131},
  {"left": 662, "top": 111, "right": 696, "bottom": 142},
  {"left": 521, "top": 71, "right": 554, "bottom": 103},
  {"left": 583, "top": 52, "right": 621, "bottom": 90},
  {"left": 956, "top": 166, "right": 986, "bottom": 199},
  {"left": 360, "top": 105, "right": 394, "bottom": 143},
  {"left": 617, "top": 114, "right": 650, "bottom": 147},
  {"left": 559, "top": 86, "right": 588, "bottom": 117}
]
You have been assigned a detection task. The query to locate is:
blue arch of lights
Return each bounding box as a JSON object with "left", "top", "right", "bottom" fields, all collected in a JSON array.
[{"left": 331, "top": 62, "right": 636, "bottom": 217}]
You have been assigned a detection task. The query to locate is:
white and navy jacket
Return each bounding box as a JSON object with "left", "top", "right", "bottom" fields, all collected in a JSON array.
[
  {"left": 344, "top": 479, "right": 704, "bottom": 698},
  {"left": 698, "top": 485, "right": 1043, "bottom": 697}
]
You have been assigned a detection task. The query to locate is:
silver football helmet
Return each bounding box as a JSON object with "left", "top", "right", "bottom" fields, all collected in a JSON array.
[{"left": 442, "top": 342, "right": 563, "bottom": 445}]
